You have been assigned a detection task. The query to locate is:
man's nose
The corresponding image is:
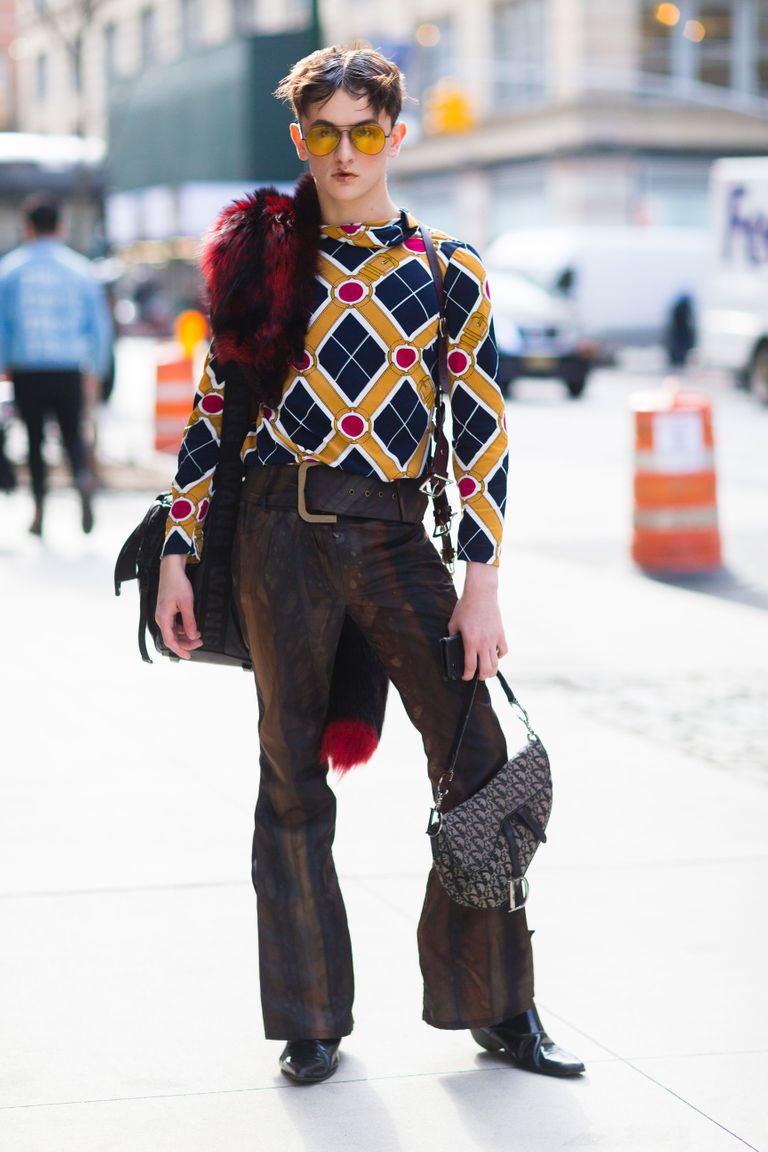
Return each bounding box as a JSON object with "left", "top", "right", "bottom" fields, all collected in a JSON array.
[{"left": 335, "top": 130, "right": 355, "bottom": 161}]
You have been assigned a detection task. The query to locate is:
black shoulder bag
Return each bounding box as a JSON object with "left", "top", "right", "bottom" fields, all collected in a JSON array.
[{"left": 114, "top": 357, "right": 252, "bottom": 668}]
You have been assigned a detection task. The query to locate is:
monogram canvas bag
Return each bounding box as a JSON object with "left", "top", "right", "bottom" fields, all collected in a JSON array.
[{"left": 427, "top": 672, "right": 553, "bottom": 912}]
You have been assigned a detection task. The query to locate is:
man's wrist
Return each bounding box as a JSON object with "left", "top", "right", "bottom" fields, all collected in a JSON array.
[{"left": 463, "top": 560, "right": 499, "bottom": 588}]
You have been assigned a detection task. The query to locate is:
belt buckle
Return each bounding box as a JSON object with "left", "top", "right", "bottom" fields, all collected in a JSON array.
[{"left": 297, "top": 461, "right": 338, "bottom": 524}]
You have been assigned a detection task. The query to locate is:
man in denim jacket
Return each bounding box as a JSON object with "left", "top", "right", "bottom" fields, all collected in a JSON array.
[{"left": 0, "top": 194, "right": 112, "bottom": 535}]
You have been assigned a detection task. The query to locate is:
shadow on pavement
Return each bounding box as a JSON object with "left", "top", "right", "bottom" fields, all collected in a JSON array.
[{"left": 645, "top": 566, "right": 768, "bottom": 612}]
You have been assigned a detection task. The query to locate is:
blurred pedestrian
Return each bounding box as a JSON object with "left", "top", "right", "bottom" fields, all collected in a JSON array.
[
  {"left": 155, "top": 44, "right": 584, "bottom": 1086},
  {"left": 0, "top": 193, "right": 112, "bottom": 535},
  {"left": 666, "top": 292, "right": 696, "bottom": 368}
]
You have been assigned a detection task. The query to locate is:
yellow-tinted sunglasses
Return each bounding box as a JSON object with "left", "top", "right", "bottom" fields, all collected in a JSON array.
[{"left": 300, "top": 121, "right": 391, "bottom": 157}]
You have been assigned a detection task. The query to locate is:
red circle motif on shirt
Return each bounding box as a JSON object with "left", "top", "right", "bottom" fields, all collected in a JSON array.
[
  {"left": 339, "top": 413, "right": 367, "bottom": 439},
  {"left": 404, "top": 237, "right": 426, "bottom": 252},
  {"left": 170, "top": 498, "right": 194, "bottom": 522},
  {"left": 341, "top": 224, "right": 362, "bottom": 235},
  {"left": 448, "top": 349, "right": 471, "bottom": 375},
  {"left": 200, "top": 394, "right": 224, "bottom": 416},
  {"left": 484, "top": 279, "right": 492, "bottom": 300},
  {"left": 394, "top": 346, "right": 418, "bottom": 371},
  {"left": 458, "top": 476, "right": 479, "bottom": 499},
  {"left": 338, "top": 280, "right": 366, "bottom": 304},
  {"left": 198, "top": 498, "right": 210, "bottom": 521},
  {"left": 291, "top": 351, "right": 312, "bottom": 372}
]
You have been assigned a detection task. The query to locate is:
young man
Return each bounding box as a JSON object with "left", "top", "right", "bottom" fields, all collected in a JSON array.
[
  {"left": 156, "top": 45, "right": 584, "bottom": 1085},
  {"left": 0, "top": 194, "right": 111, "bottom": 535}
]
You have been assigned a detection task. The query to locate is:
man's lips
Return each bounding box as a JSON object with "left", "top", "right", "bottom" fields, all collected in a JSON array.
[{"left": 333, "top": 171, "right": 357, "bottom": 179}]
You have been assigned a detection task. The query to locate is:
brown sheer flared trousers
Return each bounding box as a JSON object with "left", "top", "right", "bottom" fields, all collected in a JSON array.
[{"left": 234, "top": 470, "right": 534, "bottom": 1041}]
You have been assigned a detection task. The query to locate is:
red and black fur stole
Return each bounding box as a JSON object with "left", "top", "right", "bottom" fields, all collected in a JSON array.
[{"left": 199, "top": 174, "right": 388, "bottom": 772}]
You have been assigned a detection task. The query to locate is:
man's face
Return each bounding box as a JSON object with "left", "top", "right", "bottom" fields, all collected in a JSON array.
[{"left": 290, "top": 88, "right": 406, "bottom": 213}]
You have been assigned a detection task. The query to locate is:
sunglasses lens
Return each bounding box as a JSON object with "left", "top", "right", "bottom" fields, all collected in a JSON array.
[
  {"left": 305, "top": 126, "right": 340, "bottom": 155},
  {"left": 350, "top": 124, "right": 386, "bottom": 154}
]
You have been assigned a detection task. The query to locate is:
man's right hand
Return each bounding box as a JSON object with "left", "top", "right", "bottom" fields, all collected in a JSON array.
[{"left": 155, "top": 554, "right": 202, "bottom": 659}]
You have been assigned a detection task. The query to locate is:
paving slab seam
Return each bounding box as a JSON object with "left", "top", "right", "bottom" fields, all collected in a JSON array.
[
  {"left": 538, "top": 1009, "right": 763, "bottom": 1151},
  {"left": 0, "top": 1061, "right": 613, "bottom": 1114},
  {"left": 0, "top": 880, "right": 249, "bottom": 901}
]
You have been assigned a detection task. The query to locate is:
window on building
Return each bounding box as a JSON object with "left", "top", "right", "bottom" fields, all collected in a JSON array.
[
  {"left": 641, "top": 3, "right": 676, "bottom": 77},
  {"left": 756, "top": 4, "right": 768, "bottom": 95},
  {"left": 35, "top": 52, "right": 47, "bottom": 101},
  {"left": 412, "top": 17, "right": 455, "bottom": 103},
  {"left": 140, "top": 8, "right": 156, "bottom": 69},
  {"left": 491, "top": 0, "right": 547, "bottom": 107},
  {"left": 697, "top": 2, "right": 733, "bottom": 87},
  {"left": 180, "top": 0, "right": 201, "bottom": 51},
  {"left": 639, "top": 1, "right": 766, "bottom": 94}
]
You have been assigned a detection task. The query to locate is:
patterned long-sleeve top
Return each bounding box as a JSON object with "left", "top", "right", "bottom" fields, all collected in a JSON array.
[{"left": 163, "top": 211, "right": 508, "bottom": 565}]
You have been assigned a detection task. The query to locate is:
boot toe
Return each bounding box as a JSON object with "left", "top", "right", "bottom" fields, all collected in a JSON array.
[
  {"left": 472, "top": 1013, "right": 585, "bottom": 1079},
  {"left": 278, "top": 1039, "right": 341, "bottom": 1084}
]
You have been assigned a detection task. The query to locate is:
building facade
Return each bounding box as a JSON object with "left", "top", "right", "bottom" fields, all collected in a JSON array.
[
  {"left": 324, "top": 0, "right": 768, "bottom": 247},
  {"left": 9, "top": 0, "right": 768, "bottom": 251},
  {"left": 12, "top": 0, "right": 313, "bottom": 139}
]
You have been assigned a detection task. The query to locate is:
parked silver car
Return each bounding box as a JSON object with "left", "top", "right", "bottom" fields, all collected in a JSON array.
[{"left": 488, "top": 268, "right": 599, "bottom": 399}]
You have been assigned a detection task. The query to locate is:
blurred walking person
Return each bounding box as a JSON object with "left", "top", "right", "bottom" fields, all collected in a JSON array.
[{"left": 0, "top": 194, "right": 112, "bottom": 535}]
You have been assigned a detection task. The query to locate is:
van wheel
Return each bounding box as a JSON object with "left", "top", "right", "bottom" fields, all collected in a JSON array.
[
  {"left": 564, "top": 373, "right": 588, "bottom": 399},
  {"left": 750, "top": 343, "right": 768, "bottom": 405}
]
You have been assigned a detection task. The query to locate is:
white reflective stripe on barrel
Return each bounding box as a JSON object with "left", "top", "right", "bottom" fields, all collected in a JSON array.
[
  {"left": 634, "top": 506, "right": 719, "bottom": 530},
  {"left": 634, "top": 449, "right": 716, "bottom": 472},
  {"left": 156, "top": 381, "right": 195, "bottom": 401}
]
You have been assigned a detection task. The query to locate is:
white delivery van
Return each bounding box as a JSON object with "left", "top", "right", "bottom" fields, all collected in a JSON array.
[
  {"left": 485, "top": 226, "right": 711, "bottom": 357},
  {"left": 700, "top": 158, "right": 768, "bottom": 402}
]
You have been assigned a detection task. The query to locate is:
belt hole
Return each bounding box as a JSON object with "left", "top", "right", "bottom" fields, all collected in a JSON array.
[
  {"left": 378, "top": 491, "right": 384, "bottom": 497},
  {"left": 349, "top": 489, "right": 355, "bottom": 495},
  {"left": 364, "top": 490, "right": 370, "bottom": 497}
]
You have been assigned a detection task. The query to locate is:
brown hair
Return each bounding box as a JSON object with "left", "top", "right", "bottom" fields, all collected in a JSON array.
[{"left": 274, "top": 43, "right": 406, "bottom": 125}]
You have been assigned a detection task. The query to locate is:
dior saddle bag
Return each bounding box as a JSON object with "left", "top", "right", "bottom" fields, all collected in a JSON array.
[{"left": 428, "top": 641, "right": 553, "bottom": 912}]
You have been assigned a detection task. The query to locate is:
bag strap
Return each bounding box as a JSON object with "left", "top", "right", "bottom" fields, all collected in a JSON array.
[
  {"left": 427, "top": 671, "right": 539, "bottom": 833},
  {"left": 418, "top": 224, "right": 456, "bottom": 572}
]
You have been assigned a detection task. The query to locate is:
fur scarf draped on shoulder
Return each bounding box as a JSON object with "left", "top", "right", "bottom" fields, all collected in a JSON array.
[
  {"left": 199, "top": 173, "right": 321, "bottom": 410},
  {"left": 198, "top": 174, "right": 388, "bottom": 773}
]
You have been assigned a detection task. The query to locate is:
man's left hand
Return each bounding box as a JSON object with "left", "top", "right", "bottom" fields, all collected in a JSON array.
[{"left": 447, "top": 561, "right": 508, "bottom": 680}]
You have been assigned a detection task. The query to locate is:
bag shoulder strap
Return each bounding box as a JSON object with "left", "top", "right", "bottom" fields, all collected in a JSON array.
[
  {"left": 418, "top": 224, "right": 455, "bottom": 571},
  {"left": 429, "top": 672, "right": 538, "bottom": 827}
]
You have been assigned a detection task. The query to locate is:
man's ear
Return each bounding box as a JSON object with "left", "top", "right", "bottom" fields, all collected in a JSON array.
[
  {"left": 389, "top": 121, "right": 407, "bottom": 157},
  {"left": 290, "top": 122, "right": 309, "bottom": 161}
]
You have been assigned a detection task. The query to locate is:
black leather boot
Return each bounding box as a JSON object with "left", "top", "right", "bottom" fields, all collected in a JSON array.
[
  {"left": 471, "top": 1006, "right": 585, "bottom": 1078},
  {"left": 278, "top": 1038, "right": 341, "bottom": 1084}
]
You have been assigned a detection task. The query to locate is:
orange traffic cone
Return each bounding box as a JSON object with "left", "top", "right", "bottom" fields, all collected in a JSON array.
[
  {"left": 631, "top": 380, "right": 722, "bottom": 573},
  {"left": 155, "top": 345, "right": 195, "bottom": 454}
]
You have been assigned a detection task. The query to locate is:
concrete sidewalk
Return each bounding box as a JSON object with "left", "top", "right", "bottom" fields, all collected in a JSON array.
[{"left": 1, "top": 481, "right": 766, "bottom": 1152}]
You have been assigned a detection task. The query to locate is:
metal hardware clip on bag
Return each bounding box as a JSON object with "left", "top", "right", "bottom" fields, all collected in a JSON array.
[
  {"left": 427, "top": 672, "right": 553, "bottom": 912},
  {"left": 113, "top": 355, "right": 252, "bottom": 668}
]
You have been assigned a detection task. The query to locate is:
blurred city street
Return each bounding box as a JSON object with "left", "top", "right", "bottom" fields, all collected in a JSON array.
[{"left": 1, "top": 343, "right": 766, "bottom": 1151}]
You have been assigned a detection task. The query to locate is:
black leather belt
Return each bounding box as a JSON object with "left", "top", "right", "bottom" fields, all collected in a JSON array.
[{"left": 242, "top": 461, "right": 429, "bottom": 525}]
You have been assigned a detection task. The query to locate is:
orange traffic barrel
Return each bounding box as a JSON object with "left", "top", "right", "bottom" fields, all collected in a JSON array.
[
  {"left": 631, "top": 382, "right": 722, "bottom": 573},
  {"left": 155, "top": 345, "right": 195, "bottom": 454}
]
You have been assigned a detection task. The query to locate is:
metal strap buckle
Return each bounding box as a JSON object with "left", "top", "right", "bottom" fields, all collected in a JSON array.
[
  {"left": 509, "top": 876, "right": 530, "bottom": 913},
  {"left": 297, "top": 461, "right": 338, "bottom": 524},
  {"left": 419, "top": 473, "right": 451, "bottom": 497}
]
